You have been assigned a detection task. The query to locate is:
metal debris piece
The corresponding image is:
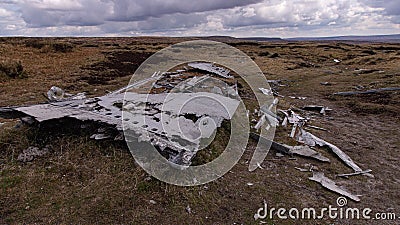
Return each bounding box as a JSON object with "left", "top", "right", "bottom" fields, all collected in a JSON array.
[
  {"left": 320, "top": 82, "right": 332, "bottom": 86},
  {"left": 288, "top": 96, "right": 307, "bottom": 100},
  {"left": 250, "top": 133, "right": 291, "bottom": 156},
  {"left": 70, "top": 92, "right": 87, "bottom": 100},
  {"left": 249, "top": 133, "right": 329, "bottom": 162},
  {"left": 254, "top": 99, "right": 279, "bottom": 130},
  {"left": 337, "top": 169, "right": 373, "bottom": 178},
  {"left": 295, "top": 167, "right": 309, "bottom": 172},
  {"left": 90, "top": 133, "right": 113, "bottom": 140},
  {"left": 259, "top": 88, "right": 273, "bottom": 96},
  {"left": 18, "top": 146, "right": 49, "bottom": 162},
  {"left": 267, "top": 80, "right": 286, "bottom": 87},
  {"left": 47, "top": 86, "right": 65, "bottom": 101},
  {"left": 47, "top": 86, "right": 87, "bottom": 102},
  {"left": 302, "top": 105, "right": 332, "bottom": 115},
  {"left": 254, "top": 115, "right": 266, "bottom": 130},
  {"left": 309, "top": 172, "right": 360, "bottom": 202},
  {"left": 281, "top": 117, "right": 288, "bottom": 127},
  {"left": 188, "top": 62, "right": 233, "bottom": 79},
  {"left": 333, "top": 87, "right": 400, "bottom": 96},
  {"left": 285, "top": 145, "right": 330, "bottom": 162},
  {"left": 306, "top": 125, "right": 327, "bottom": 131}
]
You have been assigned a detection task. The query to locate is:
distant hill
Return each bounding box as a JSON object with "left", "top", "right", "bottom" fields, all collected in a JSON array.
[
  {"left": 197, "top": 34, "right": 400, "bottom": 43},
  {"left": 286, "top": 34, "right": 400, "bottom": 43},
  {"left": 192, "top": 36, "right": 283, "bottom": 42}
]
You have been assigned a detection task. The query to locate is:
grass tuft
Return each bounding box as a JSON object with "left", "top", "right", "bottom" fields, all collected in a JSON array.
[{"left": 0, "top": 60, "right": 27, "bottom": 79}]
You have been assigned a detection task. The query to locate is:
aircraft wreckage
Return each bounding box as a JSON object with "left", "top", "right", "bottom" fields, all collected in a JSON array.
[
  {"left": 0, "top": 63, "right": 242, "bottom": 165},
  {"left": 0, "top": 61, "right": 373, "bottom": 200}
]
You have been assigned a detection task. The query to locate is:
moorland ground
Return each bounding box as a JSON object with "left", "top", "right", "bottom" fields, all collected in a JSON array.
[{"left": 0, "top": 37, "right": 399, "bottom": 224}]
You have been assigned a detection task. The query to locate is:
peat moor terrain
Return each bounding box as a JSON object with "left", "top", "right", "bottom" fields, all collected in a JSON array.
[{"left": 0, "top": 37, "right": 399, "bottom": 224}]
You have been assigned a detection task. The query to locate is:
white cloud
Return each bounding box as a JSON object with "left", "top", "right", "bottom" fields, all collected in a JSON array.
[{"left": 0, "top": 8, "right": 13, "bottom": 17}]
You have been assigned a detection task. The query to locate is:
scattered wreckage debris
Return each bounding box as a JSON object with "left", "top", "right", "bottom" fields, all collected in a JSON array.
[
  {"left": 276, "top": 106, "right": 373, "bottom": 202},
  {"left": 250, "top": 133, "right": 330, "bottom": 162},
  {"left": 291, "top": 126, "right": 373, "bottom": 177},
  {"left": 279, "top": 108, "right": 372, "bottom": 176},
  {"left": 309, "top": 172, "right": 360, "bottom": 202},
  {"left": 1, "top": 59, "right": 374, "bottom": 202},
  {"left": 17, "top": 146, "right": 50, "bottom": 163},
  {"left": 333, "top": 87, "right": 400, "bottom": 96},
  {"left": 253, "top": 99, "right": 279, "bottom": 131}
]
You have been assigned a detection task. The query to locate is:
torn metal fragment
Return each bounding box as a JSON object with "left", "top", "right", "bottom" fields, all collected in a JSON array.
[
  {"left": 295, "top": 167, "right": 309, "bottom": 172},
  {"left": 284, "top": 145, "right": 330, "bottom": 162},
  {"left": 302, "top": 105, "right": 332, "bottom": 115},
  {"left": 306, "top": 125, "right": 327, "bottom": 131},
  {"left": 259, "top": 88, "right": 273, "bottom": 96},
  {"left": 337, "top": 169, "right": 373, "bottom": 178},
  {"left": 309, "top": 172, "right": 360, "bottom": 202},
  {"left": 47, "top": 86, "right": 65, "bottom": 101},
  {"left": 188, "top": 62, "right": 233, "bottom": 79},
  {"left": 254, "top": 115, "right": 266, "bottom": 130}
]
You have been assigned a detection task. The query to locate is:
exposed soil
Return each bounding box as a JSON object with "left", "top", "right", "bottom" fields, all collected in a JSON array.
[{"left": 80, "top": 51, "right": 153, "bottom": 85}]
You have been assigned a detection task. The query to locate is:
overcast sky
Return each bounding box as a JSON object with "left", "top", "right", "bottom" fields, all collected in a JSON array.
[{"left": 0, "top": 0, "right": 399, "bottom": 37}]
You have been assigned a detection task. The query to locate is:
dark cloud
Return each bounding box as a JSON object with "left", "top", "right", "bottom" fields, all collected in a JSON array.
[
  {"left": 108, "top": 0, "right": 263, "bottom": 21},
  {"left": 20, "top": 0, "right": 112, "bottom": 27},
  {"left": 362, "top": 0, "right": 400, "bottom": 15}
]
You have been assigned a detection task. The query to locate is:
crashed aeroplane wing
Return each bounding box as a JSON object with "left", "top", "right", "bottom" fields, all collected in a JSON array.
[{"left": 0, "top": 91, "right": 240, "bottom": 165}]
